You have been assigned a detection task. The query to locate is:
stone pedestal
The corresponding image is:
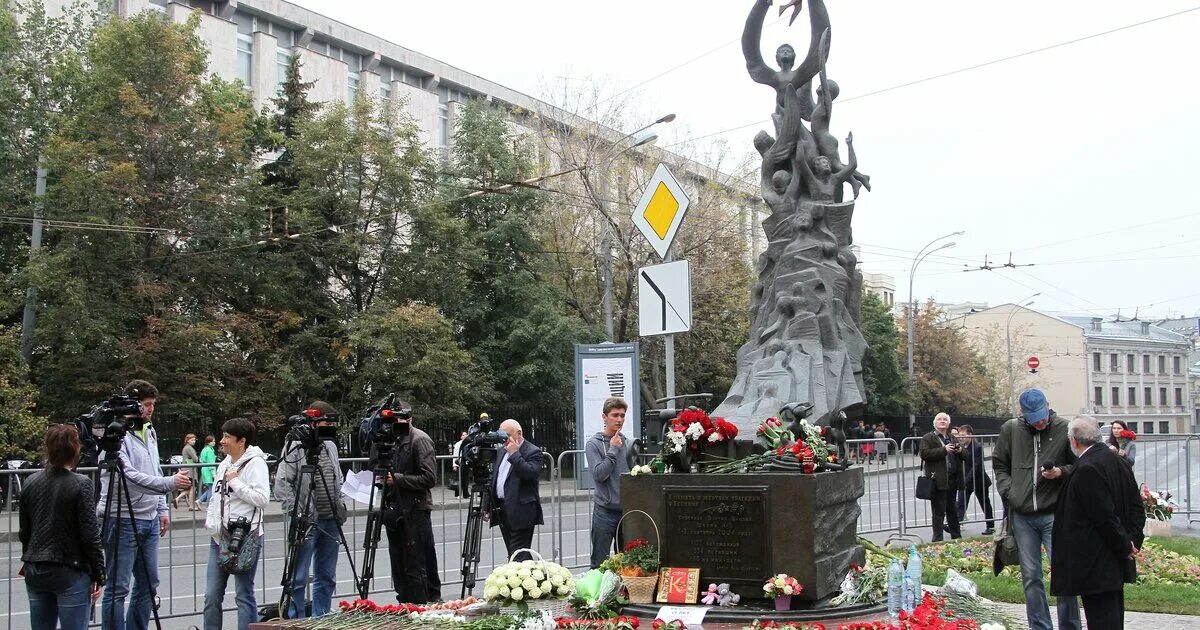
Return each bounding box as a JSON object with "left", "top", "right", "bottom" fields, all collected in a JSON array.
[{"left": 621, "top": 469, "right": 864, "bottom": 604}]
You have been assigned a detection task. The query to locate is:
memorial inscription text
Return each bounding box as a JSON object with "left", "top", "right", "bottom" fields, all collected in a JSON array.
[{"left": 662, "top": 486, "right": 769, "bottom": 582}]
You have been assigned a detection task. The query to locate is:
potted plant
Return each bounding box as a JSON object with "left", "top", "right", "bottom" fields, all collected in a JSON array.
[
  {"left": 601, "top": 538, "right": 661, "bottom": 604},
  {"left": 762, "top": 573, "right": 802, "bottom": 610}
]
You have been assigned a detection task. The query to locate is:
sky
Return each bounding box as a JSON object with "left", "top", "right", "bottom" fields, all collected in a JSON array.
[{"left": 290, "top": 0, "right": 1200, "bottom": 321}]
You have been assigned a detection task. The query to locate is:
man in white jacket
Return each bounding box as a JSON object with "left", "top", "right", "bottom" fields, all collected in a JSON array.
[{"left": 203, "top": 418, "right": 270, "bottom": 630}]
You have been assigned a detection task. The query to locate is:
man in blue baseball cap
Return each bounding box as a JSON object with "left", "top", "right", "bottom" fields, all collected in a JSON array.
[{"left": 992, "top": 389, "right": 1080, "bottom": 630}]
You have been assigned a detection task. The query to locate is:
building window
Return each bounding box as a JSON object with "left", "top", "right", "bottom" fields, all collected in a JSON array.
[
  {"left": 1127, "top": 354, "right": 1135, "bottom": 372},
  {"left": 1110, "top": 353, "right": 1118, "bottom": 372},
  {"left": 1128, "top": 386, "right": 1136, "bottom": 406},
  {"left": 275, "top": 49, "right": 290, "bottom": 91},
  {"left": 1093, "top": 352, "right": 1101, "bottom": 372},
  {"left": 437, "top": 102, "right": 449, "bottom": 147},
  {"left": 1174, "top": 356, "right": 1182, "bottom": 374},
  {"left": 346, "top": 71, "right": 359, "bottom": 104},
  {"left": 1175, "top": 387, "right": 1183, "bottom": 406},
  {"left": 1094, "top": 386, "right": 1103, "bottom": 407},
  {"left": 1143, "top": 422, "right": 1154, "bottom": 434},
  {"left": 1143, "top": 354, "right": 1151, "bottom": 373},
  {"left": 1111, "top": 387, "right": 1119, "bottom": 406},
  {"left": 1158, "top": 355, "right": 1166, "bottom": 374},
  {"left": 1159, "top": 421, "right": 1170, "bottom": 434},
  {"left": 379, "top": 82, "right": 390, "bottom": 104},
  {"left": 1144, "top": 387, "right": 1152, "bottom": 406},
  {"left": 1159, "top": 387, "right": 1168, "bottom": 405},
  {"left": 236, "top": 35, "right": 253, "bottom": 86}
]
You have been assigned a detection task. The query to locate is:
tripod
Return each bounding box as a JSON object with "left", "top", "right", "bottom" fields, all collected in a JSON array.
[
  {"left": 98, "top": 451, "right": 165, "bottom": 630},
  {"left": 357, "top": 453, "right": 390, "bottom": 599},
  {"left": 459, "top": 472, "right": 490, "bottom": 598},
  {"left": 277, "top": 441, "right": 360, "bottom": 619}
]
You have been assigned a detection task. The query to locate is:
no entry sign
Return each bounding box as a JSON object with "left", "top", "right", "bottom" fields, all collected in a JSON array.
[{"left": 1027, "top": 356, "right": 1040, "bottom": 369}]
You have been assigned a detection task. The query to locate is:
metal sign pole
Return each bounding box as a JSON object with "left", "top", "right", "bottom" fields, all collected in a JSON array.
[{"left": 664, "top": 251, "right": 675, "bottom": 402}]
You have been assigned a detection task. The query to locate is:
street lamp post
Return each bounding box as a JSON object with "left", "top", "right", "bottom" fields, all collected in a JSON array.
[
  {"left": 1006, "top": 293, "right": 1040, "bottom": 416},
  {"left": 906, "top": 231, "right": 963, "bottom": 429},
  {"left": 596, "top": 114, "right": 675, "bottom": 341}
]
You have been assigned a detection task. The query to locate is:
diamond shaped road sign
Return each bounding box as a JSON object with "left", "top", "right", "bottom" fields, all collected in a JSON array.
[
  {"left": 631, "top": 163, "right": 690, "bottom": 260},
  {"left": 638, "top": 260, "right": 691, "bottom": 337}
]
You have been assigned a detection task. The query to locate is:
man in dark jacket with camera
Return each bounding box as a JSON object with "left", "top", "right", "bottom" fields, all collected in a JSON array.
[
  {"left": 955, "top": 424, "right": 995, "bottom": 535},
  {"left": 1051, "top": 416, "right": 1144, "bottom": 630},
  {"left": 919, "top": 412, "right": 962, "bottom": 541},
  {"left": 482, "top": 419, "right": 544, "bottom": 562},
  {"left": 382, "top": 401, "right": 437, "bottom": 604}
]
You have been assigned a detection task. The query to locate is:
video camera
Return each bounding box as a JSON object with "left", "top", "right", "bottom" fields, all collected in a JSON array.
[
  {"left": 459, "top": 414, "right": 508, "bottom": 487},
  {"left": 286, "top": 407, "right": 339, "bottom": 451},
  {"left": 359, "top": 394, "right": 411, "bottom": 465},
  {"left": 76, "top": 394, "right": 145, "bottom": 465}
]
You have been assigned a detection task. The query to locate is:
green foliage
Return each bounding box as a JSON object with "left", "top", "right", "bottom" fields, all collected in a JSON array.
[
  {"left": 859, "top": 292, "right": 909, "bottom": 416},
  {"left": 899, "top": 300, "right": 998, "bottom": 416},
  {"left": 0, "top": 326, "right": 45, "bottom": 459}
]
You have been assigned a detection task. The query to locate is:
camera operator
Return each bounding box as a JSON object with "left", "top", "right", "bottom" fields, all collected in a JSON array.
[
  {"left": 203, "top": 419, "right": 269, "bottom": 630},
  {"left": 918, "top": 412, "right": 962, "bottom": 541},
  {"left": 481, "top": 420, "right": 543, "bottom": 562},
  {"left": 96, "top": 380, "right": 191, "bottom": 630},
  {"left": 274, "top": 402, "right": 347, "bottom": 618},
  {"left": 380, "top": 401, "right": 437, "bottom": 604}
]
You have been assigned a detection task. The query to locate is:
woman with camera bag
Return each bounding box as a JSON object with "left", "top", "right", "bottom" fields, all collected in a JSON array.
[
  {"left": 19, "top": 425, "right": 105, "bottom": 630},
  {"left": 203, "top": 418, "right": 269, "bottom": 630}
]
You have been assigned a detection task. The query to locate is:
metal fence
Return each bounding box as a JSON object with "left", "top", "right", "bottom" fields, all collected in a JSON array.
[{"left": 3, "top": 434, "right": 1197, "bottom": 629}]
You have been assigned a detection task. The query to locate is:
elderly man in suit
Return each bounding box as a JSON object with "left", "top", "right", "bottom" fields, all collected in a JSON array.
[
  {"left": 483, "top": 419, "right": 544, "bottom": 562},
  {"left": 1051, "top": 415, "right": 1145, "bottom": 630}
]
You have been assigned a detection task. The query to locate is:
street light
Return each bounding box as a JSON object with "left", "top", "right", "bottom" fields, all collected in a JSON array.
[
  {"left": 593, "top": 114, "right": 676, "bottom": 341},
  {"left": 906, "top": 231, "right": 963, "bottom": 429},
  {"left": 1006, "top": 293, "right": 1040, "bottom": 416}
]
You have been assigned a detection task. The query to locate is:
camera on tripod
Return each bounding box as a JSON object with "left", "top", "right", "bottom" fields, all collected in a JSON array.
[
  {"left": 458, "top": 414, "right": 508, "bottom": 488},
  {"left": 286, "top": 407, "right": 339, "bottom": 451},
  {"left": 75, "top": 394, "right": 145, "bottom": 464},
  {"left": 360, "top": 394, "right": 410, "bottom": 464}
]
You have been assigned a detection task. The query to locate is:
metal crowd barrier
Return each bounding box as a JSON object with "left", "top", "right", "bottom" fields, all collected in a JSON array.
[{"left": 3, "top": 433, "right": 1196, "bottom": 629}]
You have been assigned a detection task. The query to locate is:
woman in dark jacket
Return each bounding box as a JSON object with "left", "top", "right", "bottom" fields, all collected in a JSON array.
[
  {"left": 19, "top": 424, "right": 105, "bottom": 630},
  {"left": 918, "top": 412, "right": 963, "bottom": 541}
]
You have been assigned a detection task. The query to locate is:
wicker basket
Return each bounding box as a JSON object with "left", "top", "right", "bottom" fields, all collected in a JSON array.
[
  {"left": 498, "top": 548, "right": 572, "bottom": 617},
  {"left": 615, "top": 510, "right": 661, "bottom": 604}
]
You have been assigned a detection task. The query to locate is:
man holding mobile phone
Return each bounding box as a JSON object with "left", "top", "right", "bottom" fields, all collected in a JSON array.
[{"left": 482, "top": 420, "right": 543, "bottom": 562}]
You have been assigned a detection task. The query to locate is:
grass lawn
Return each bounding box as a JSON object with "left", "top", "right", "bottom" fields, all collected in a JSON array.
[{"left": 913, "top": 534, "right": 1200, "bottom": 616}]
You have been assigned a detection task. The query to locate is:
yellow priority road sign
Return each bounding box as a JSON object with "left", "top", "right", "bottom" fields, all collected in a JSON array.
[{"left": 631, "top": 163, "right": 690, "bottom": 260}]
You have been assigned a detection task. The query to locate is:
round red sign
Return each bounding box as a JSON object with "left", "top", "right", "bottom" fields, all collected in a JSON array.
[{"left": 1027, "top": 356, "right": 1040, "bottom": 369}]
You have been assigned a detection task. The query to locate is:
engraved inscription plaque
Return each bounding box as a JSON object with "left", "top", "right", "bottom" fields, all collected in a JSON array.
[{"left": 662, "top": 486, "right": 770, "bottom": 583}]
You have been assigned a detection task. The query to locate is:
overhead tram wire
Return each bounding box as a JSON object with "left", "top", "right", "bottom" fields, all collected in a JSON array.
[{"left": 664, "top": 4, "right": 1200, "bottom": 148}]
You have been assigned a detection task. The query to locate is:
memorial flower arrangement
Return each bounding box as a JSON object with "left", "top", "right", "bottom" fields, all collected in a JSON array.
[
  {"left": 663, "top": 408, "right": 738, "bottom": 454},
  {"left": 762, "top": 573, "right": 803, "bottom": 598},
  {"left": 484, "top": 559, "right": 576, "bottom": 611},
  {"left": 630, "top": 464, "right": 654, "bottom": 476},
  {"left": 1141, "top": 484, "right": 1177, "bottom": 521},
  {"left": 555, "top": 616, "right": 639, "bottom": 629},
  {"left": 755, "top": 416, "right": 795, "bottom": 449},
  {"left": 743, "top": 621, "right": 828, "bottom": 630},
  {"left": 567, "top": 570, "right": 625, "bottom": 620}
]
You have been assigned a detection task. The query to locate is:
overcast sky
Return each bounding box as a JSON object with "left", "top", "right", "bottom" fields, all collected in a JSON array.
[{"left": 292, "top": 0, "right": 1200, "bottom": 321}]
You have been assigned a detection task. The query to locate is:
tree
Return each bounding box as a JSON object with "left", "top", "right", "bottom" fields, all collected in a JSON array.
[
  {"left": 0, "top": 326, "right": 44, "bottom": 459},
  {"left": 898, "top": 300, "right": 998, "bottom": 416},
  {"left": 859, "top": 292, "right": 909, "bottom": 416}
]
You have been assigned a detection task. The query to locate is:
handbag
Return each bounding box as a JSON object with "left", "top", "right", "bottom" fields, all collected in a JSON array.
[
  {"left": 915, "top": 473, "right": 936, "bottom": 500},
  {"left": 217, "top": 458, "right": 262, "bottom": 575},
  {"left": 992, "top": 516, "right": 1019, "bottom": 576}
]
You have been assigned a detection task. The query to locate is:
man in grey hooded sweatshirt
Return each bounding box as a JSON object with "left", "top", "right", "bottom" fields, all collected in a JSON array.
[{"left": 585, "top": 397, "right": 631, "bottom": 568}]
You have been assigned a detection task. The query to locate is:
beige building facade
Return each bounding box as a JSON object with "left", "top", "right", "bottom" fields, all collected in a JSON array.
[{"left": 949, "top": 305, "right": 1192, "bottom": 433}]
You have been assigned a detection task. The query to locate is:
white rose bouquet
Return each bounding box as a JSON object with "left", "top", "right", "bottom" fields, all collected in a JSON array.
[{"left": 483, "top": 557, "right": 576, "bottom": 611}]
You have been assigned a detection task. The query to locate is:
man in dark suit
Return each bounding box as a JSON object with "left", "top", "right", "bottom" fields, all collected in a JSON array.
[
  {"left": 1051, "top": 415, "right": 1145, "bottom": 630},
  {"left": 955, "top": 424, "right": 996, "bottom": 535},
  {"left": 483, "top": 419, "right": 544, "bottom": 562}
]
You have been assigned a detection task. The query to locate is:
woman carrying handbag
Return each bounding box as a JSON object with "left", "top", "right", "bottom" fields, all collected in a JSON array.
[{"left": 203, "top": 418, "right": 270, "bottom": 630}]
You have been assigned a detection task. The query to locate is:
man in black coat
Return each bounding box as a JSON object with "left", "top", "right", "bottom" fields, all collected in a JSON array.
[
  {"left": 1051, "top": 415, "right": 1145, "bottom": 630},
  {"left": 918, "top": 412, "right": 962, "bottom": 541},
  {"left": 955, "top": 424, "right": 995, "bottom": 535},
  {"left": 483, "top": 419, "right": 544, "bottom": 562}
]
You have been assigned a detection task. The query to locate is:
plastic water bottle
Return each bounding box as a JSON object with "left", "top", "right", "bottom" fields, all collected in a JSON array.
[
  {"left": 886, "top": 558, "right": 904, "bottom": 618},
  {"left": 901, "top": 573, "right": 916, "bottom": 614},
  {"left": 907, "top": 545, "right": 924, "bottom": 590}
]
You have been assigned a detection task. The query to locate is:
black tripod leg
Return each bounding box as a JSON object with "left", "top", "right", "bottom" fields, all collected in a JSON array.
[
  {"left": 460, "top": 487, "right": 486, "bottom": 598},
  {"left": 113, "top": 459, "right": 165, "bottom": 630},
  {"left": 278, "top": 463, "right": 317, "bottom": 619}
]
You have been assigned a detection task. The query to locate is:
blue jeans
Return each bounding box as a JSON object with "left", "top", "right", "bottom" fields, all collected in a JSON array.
[
  {"left": 204, "top": 537, "right": 262, "bottom": 630},
  {"left": 26, "top": 564, "right": 91, "bottom": 630},
  {"left": 287, "top": 518, "right": 339, "bottom": 618},
  {"left": 199, "top": 483, "right": 213, "bottom": 504},
  {"left": 590, "top": 506, "right": 622, "bottom": 569},
  {"left": 1011, "top": 511, "right": 1080, "bottom": 630},
  {"left": 102, "top": 517, "right": 160, "bottom": 630}
]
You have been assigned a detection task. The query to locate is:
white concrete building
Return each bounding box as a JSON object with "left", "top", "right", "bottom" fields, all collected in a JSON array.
[{"left": 949, "top": 306, "right": 1192, "bottom": 433}]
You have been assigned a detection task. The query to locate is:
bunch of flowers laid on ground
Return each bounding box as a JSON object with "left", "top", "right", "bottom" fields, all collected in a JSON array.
[
  {"left": 555, "top": 616, "right": 639, "bottom": 629},
  {"left": 651, "top": 621, "right": 687, "bottom": 630},
  {"left": 795, "top": 419, "right": 831, "bottom": 463},
  {"left": 831, "top": 560, "right": 888, "bottom": 607},
  {"left": 629, "top": 464, "right": 654, "bottom": 476},
  {"left": 567, "top": 570, "right": 625, "bottom": 620},
  {"left": 484, "top": 559, "right": 576, "bottom": 611},
  {"left": 833, "top": 592, "right": 985, "bottom": 629},
  {"left": 763, "top": 573, "right": 803, "bottom": 598},
  {"left": 1141, "top": 484, "right": 1177, "bottom": 521},
  {"left": 743, "top": 621, "right": 828, "bottom": 630},
  {"left": 755, "top": 416, "right": 795, "bottom": 449}
]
